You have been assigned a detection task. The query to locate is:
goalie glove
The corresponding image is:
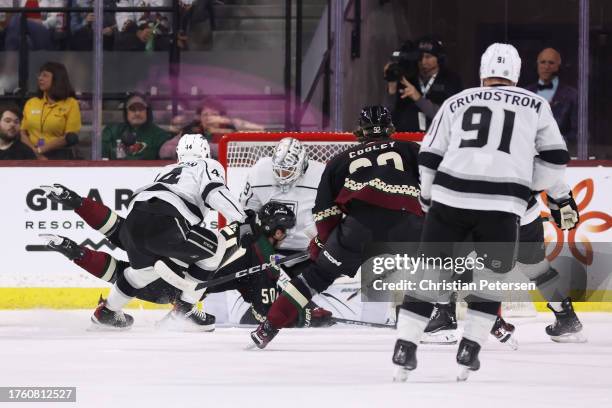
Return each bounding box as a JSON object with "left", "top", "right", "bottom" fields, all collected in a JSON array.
[{"left": 548, "top": 193, "right": 579, "bottom": 230}]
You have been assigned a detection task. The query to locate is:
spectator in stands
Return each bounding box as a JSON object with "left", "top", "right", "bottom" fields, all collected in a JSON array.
[
  {"left": 384, "top": 36, "right": 462, "bottom": 132},
  {"left": 115, "top": 0, "right": 171, "bottom": 51},
  {"left": 165, "top": 96, "right": 263, "bottom": 159},
  {"left": 524, "top": 47, "right": 577, "bottom": 145},
  {"left": 177, "top": 0, "right": 215, "bottom": 50},
  {"left": 69, "top": 0, "right": 117, "bottom": 50},
  {"left": 102, "top": 92, "right": 170, "bottom": 160},
  {"left": 4, "top": 0, "right": 67, "bottom": 51},
  {"left": 158, "top": 117, "right": 210, "bottom": 160},
  {"left": 21, "top": 61, "right": 81, "bottom": 160},
  {"left": 0, "top": 104, "right": 36, "bottom": 160}
]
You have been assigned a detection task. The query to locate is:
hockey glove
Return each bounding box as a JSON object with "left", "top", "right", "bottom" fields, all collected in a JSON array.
[
  {"left": 236, "top": 209, "right": 259, "bottom": 248},
  {"left": 548, "top": 193, "right": 579, "bottom": 230},
  {"left": 308, "top": 236, "right": 325, "bottom": 261}
]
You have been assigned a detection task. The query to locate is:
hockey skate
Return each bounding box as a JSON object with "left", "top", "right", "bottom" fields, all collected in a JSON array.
[
  {"left": 456, "top": 338, "right": 481, "bottom": 382},
  {"left": 546, "top": 299, "right": 587, "bottom": 343},
  {"left": 90, "top": 296, "right": 134, "bottom": 331},
  {"left": 249, "top": 320, "right": 279, "bottom": 350},
  {"left": 156, "top": 299, "right": 215, "bottom": 332},
  {"left": 391, "top": 339, "right": 417, "bottom": 382},
  {"left": 421, "top": 303, "right": 458, "bottom": 345},
  {"left": 40, "top": 234, "right": 85, "bottom": 260},
  {"left": 490, "top": 316, "right": 518, "bottom": 350},
  {"left": 40, "top": 184, "right": 83, "bottom": 209}
]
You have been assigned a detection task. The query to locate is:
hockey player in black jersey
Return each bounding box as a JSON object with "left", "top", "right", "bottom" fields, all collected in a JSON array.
[{"left": 250, "top": 105, "right": 424, "bottom": 349}]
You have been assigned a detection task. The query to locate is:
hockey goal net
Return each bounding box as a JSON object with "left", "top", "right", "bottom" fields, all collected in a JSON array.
[{"left": 219, "top": 131, "right": 538, "bottom": 318}]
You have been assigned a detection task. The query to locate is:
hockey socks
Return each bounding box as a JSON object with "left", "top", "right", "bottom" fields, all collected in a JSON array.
[
  {"left": 397, "top": 298, "right": 435, "bottom": 345},
  {"left": 106, "top": 267, "right": 158, "bottom": 312},
  {"left": 463, "top": 302, "right": 499, "bottom": 345},
  {"left": 74, "top": 248, "right": 124, "bottom": 283},
  {"left": 75, "top": 197, "right": 122, "bottom": 244},
  {"left": 267, "top": 294, "right": 299, "bottom": 329}
]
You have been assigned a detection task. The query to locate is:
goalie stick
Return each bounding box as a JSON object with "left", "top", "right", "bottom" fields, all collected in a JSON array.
[{"left": 194, "top": 250, "right": 310, "bottom": 290}]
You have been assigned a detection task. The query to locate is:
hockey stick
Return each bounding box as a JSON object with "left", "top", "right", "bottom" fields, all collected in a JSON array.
[
  {"left": 194, "top": 251, "right": 310, "bottom": 290},
  {"left": 331, "top": 317, "right": 395, "bottom": 329},
  {"left": 346, "top": 266, "right": 403, "bottom": 302}
]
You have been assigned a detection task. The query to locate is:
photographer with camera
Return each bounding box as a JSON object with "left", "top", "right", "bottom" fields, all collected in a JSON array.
[
  {"left": 102, "top": 93, "right": 171, "bottom": 160},
  {"left": 384, "top": 36, "right": 462, "bottom": 132}
]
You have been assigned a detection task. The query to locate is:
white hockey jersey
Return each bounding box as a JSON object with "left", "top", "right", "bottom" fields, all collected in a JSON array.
[
  {"left": 239, "top": 157, "right": 325, "bottom": 251},
  {"left": 129, "top": 158, "right": 245, "bottom": 225},
  {"left": 419, "top": 86, "right": 569, "bottom": 216}
]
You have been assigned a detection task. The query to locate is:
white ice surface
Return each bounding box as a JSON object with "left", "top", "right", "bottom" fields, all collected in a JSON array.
[{"left": 1, "top": 311, "right": 611, "bottom": 408}]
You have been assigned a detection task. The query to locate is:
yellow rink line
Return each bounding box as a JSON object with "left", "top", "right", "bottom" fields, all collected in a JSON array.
[
  {"left": 1, "top": 287, "right": 612, "bottom": 311},
  {"left": 0, "top": 288, "right": 171, "bottom": 310}
]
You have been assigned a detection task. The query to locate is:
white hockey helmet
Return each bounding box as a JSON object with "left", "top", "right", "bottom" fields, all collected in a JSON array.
[
  {"left": 272, "top": 137, "right": 308, "bottom": 188},
  {"left": 176, "top": 133, "right": 210, "bottom": 163},
  {"left": 479, "top": 43, "right": 522, "bottom": 85}
]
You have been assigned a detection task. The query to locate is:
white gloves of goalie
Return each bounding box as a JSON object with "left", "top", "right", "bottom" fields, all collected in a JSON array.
[{"left": 548, "top": 194, "right": 579, "bottom": 230}]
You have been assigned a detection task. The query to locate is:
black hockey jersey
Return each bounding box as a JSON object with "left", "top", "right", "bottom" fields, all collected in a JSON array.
[{"left": 312, "top": 139, "right": 422, "bottom": 242}]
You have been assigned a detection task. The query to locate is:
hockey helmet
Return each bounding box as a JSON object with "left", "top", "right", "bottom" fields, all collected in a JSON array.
[
  {"left": 479, "top": 43, "right": 522, "bottom": 85},
  {"left": 176, "top": 133, "right": 211, "bottom": 163},
  {"left": 258, "top": 202, "right": 296, "bottom": 236},
  {"left": 354, "top": 105, "right": 395, "bottom": 141},
  {"left": 272, "top": 138, "right": 308, "bottom": 189}
]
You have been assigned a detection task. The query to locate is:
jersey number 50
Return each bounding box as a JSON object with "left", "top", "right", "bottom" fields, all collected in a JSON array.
[
  {"left": 459, "top": 106, "right": 516, "bottom": 154},
  {"left": 348, "top": 151, "right": 404, "bottom": 174}
]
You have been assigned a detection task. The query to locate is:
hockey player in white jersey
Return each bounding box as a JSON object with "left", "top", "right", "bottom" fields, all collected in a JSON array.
[
  {"left": 240, "top": 137, "right": 324, "bottom": 253},
  {"left": 392, "top": 43, "right": 572, "bottom": 381},
  {"left": 91, "top": 134, "right": 257, "bottom": 330}
]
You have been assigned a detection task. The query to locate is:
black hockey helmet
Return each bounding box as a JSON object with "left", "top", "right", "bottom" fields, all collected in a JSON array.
[
  {"left": 258, "top": 202, "right": 296, "bottom": 236},
  {"left": 354, "top": 105, "right": 395, "bottom": 141}
]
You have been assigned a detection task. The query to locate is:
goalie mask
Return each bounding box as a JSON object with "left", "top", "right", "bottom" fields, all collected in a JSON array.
[
  {"left": 258, "top": 202, "right": 296, "bottom": 236},
  {"left": 272, "top": 137, "right": 308, "bottom": 191},
  {"left": 354, "top": 105, "right": 395, "bottom": 141},
  {"left": 176, "top": 133, "right": 211, "bottom": 163}
]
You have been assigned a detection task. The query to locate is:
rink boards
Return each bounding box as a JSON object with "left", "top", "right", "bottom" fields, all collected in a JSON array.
[{"left": 1, "top": 163, "right": 611, "bottom": 315}]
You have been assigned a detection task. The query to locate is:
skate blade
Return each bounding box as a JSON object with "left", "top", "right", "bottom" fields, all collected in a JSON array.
[
  {"left": 392, "top": 366, "right": 411, "bottom": 382},
  {"left": 505, "top": 336, "right": 519, "bottom": 350},
  {"left": 87, "top": 321, "right": 132, "bottom": 332},
  {"left": 38, "top": 233, "right": 63, "bottom": 247},
  {"left": 40, "top": 185, "right": 63, "bottom": 196},
  {"left": 550, "top": 332, "right": 587, "bottom": 343},
  {"left": 244, "top": 342, "right": 260, "bottom": 351},
  {"left": 155, "top": 316, "right": 215, "bottom": 333},
  {"left": 457, "top": 366, "right": 471, "bottom": 382},
  {"left": 421, "top": 330, "right": 458, "bottom": 345}
]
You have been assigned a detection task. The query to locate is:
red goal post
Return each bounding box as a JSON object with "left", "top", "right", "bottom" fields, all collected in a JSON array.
[{"left": 218, "top": 131, "right": 425, "bottom": 171}]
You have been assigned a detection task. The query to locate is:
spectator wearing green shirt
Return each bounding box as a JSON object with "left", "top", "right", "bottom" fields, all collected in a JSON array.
[{"left": 102, "top": 93, "right": 170, "bottom": 160}]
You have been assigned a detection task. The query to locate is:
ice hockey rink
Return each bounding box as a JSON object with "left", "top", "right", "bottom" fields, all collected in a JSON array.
[{"left": 1, "top": 310, "right": 611, "bottom": 408}]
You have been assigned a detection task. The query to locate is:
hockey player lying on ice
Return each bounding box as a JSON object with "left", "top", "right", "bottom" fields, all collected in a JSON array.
[{"left": 41, "top": 134, "right": 332, "bottom": 331}]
